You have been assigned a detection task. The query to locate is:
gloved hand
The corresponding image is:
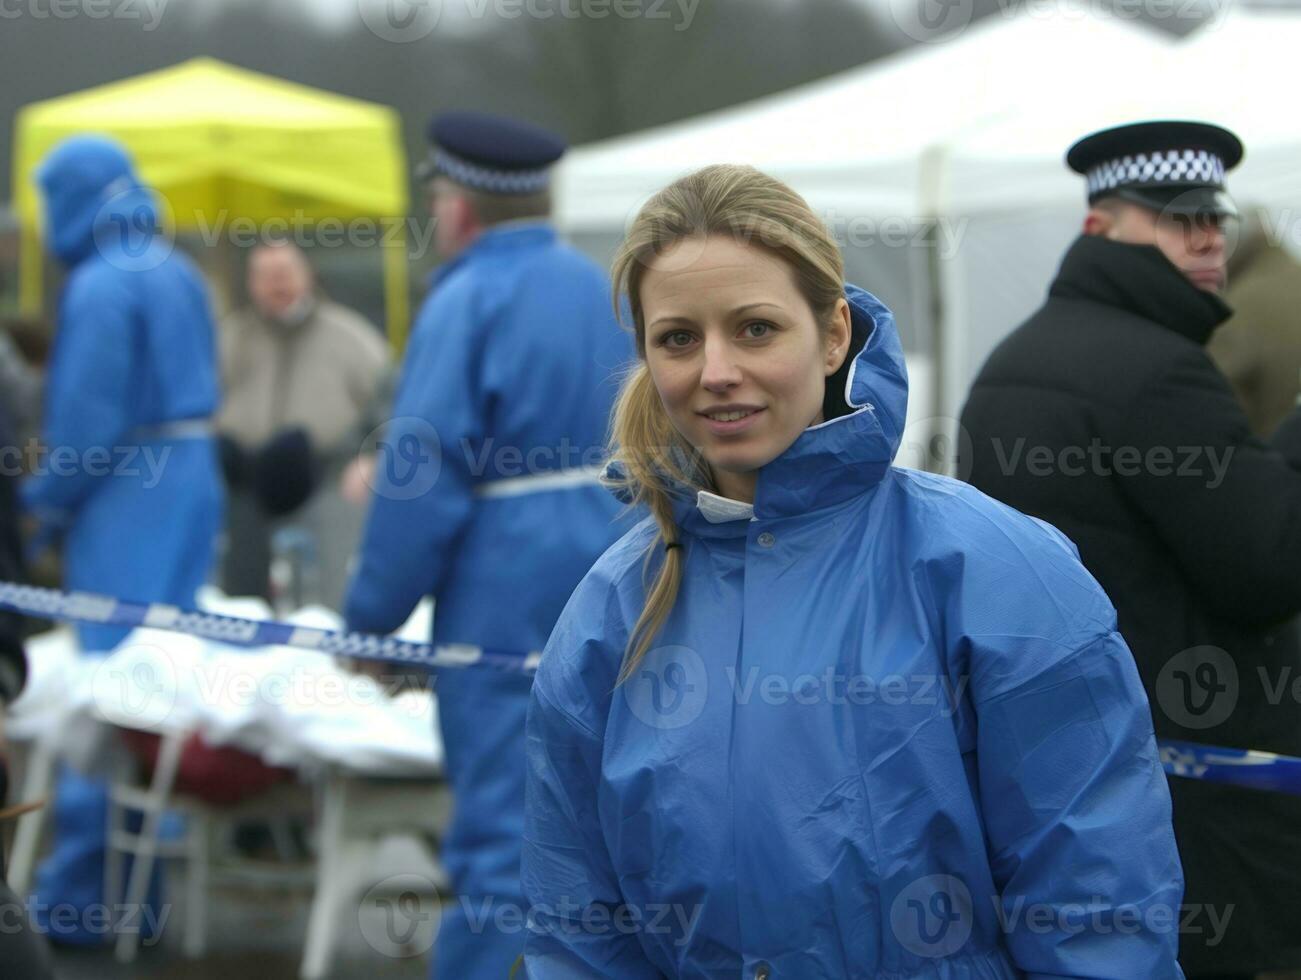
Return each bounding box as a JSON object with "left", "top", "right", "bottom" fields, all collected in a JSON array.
[
  {"left": 252, "top": 428, "right": 319, "bottom": 517},
  {"left": 216, "top": 434, "right": 250, "bottom": 488}
]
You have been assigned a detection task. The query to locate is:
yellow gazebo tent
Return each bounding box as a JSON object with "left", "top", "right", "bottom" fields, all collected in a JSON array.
[{"left": 12, "top": 57, "right": 411, "bottom": 346}]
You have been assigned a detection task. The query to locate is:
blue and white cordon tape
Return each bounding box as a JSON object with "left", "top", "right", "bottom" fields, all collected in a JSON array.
[
  {"left": 1157, "top": 738, "right": 1301, "bottom": 795},
  {"left": 0, "top": 581, "right": 539, "bottom": 673},
  {"left": 4, "top": 580, "right": 1301, "bottom": 794}
]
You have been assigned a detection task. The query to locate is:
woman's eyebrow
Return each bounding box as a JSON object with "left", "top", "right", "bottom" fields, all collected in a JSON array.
[
  {"left": 730, "top": 302, "right": 784, "bottom": 315},
  {"left": 648, "top": 301, "right": 784, "bottom": 330}
]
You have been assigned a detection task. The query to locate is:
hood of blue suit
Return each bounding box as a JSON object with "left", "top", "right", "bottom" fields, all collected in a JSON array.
[
  {"left": 606, "top": 283, "right": 908, "bottom": 522},
  {"left": 36, "top": 135, "right": 160, "bottom": 266}
]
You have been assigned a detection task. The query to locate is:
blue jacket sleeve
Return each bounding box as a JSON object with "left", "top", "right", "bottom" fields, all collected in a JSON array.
[
  {"left": 955, "top": 518, "right": 1185, "bottom": 978},
  {"left": 973, "top": 631, "right": 1185, "bottom": 979},
  {"left": 343, "top": 289, "right": 483, "bottom": 635},
  {"left": 22, "top": 264, "right": 137, "bottom": 524},
  {"left": 521, "top": 582, "right": 666, "bottom": 978}
]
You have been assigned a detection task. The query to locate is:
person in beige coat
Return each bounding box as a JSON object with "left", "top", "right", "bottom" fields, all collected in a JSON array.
[
  {"left": 217, "top": 241, "right": 389, "bottom": 608},
  {"left": 1208, "top": 212, "right": 1301, "bottom": 438}
]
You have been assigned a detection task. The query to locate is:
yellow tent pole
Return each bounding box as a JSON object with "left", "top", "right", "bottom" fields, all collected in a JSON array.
[
  {"left": 383, "top": 217, "right": 410, "bottom": 353},
  {"left": 18, "top": 223, "right": 42, "bottom": 315}
]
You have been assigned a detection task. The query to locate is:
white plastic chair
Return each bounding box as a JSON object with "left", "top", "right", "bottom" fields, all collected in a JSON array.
[{"left": 104, "top": 728, "right": 315, "bottom": 962}]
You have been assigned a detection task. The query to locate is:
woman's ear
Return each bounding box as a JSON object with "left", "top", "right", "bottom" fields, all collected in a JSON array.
[{"left": 824, "top": 298, "right": 852, "bottom": 376}]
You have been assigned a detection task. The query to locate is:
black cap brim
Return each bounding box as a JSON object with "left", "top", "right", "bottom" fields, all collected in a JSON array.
[{"left": 1109, "top": 185, "right": 1239, "bottom": 220}]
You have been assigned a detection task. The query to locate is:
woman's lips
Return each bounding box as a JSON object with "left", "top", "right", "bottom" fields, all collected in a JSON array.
[{"left": 700, "top": 407, "right": 766, "bottom": 435}]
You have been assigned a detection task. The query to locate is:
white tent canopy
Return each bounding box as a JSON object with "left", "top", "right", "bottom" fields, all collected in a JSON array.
[
  {"left": 950, "top": 4, "right": 1301, "bottom": 212},
  {"left": 556, "top": 2, "right": 1174, "bottom": 226},
  {"left": 554, "top": 2, "right": 1178, "bottom": 455},
  {"left": 933, "top": 2, "right": 1301, "bottom": 429}
]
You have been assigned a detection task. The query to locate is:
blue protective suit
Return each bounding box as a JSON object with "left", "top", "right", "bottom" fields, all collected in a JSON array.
[
  {"left": 24, "top": 136, "right": 223, "bottom": 651},
  {"left": 344, "top": 222, "right": 633, "bottom": 979},
  {"left": 25, "top": 136, "right": 222, "bottom": 943},
  {"left": 522, "top": 286, "right": 1186, "bottom": 978}
]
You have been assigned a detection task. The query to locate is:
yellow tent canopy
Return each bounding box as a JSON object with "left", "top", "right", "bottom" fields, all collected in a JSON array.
[{"left": 12, "top": 57, "right": 410, "bottom": 346}]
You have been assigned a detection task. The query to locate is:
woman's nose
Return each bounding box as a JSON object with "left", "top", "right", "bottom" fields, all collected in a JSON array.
[{"left": 700, "top": 337, "right": 742, "bottom": 391}]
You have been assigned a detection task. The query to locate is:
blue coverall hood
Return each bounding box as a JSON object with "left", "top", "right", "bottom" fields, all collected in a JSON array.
[{"left": 36, "top": 135, "right": 160, "bottom": 267}]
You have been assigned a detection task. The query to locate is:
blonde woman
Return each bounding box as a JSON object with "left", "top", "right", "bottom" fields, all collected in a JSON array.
[{"left": 521, "top": 165, "right": 1184, "bottom": 978}]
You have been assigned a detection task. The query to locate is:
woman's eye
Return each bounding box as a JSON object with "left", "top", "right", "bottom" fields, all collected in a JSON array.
[
  {"left": 661, "top": 330, "right": 695, "bottom": 349},
  {"left": 743, "top": 321, "right": 773, "bottom": 339}
]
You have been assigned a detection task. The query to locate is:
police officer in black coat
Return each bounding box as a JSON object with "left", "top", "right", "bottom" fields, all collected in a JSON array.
[{"left": 960, "top": 120, "right": 1301, "bottom": 978}]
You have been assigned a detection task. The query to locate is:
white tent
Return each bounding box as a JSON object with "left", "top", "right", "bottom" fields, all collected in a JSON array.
[
  {"left": 554, "top": 2, "right": 1177, "bottom": 462},
  {"left": 932, "top": 2, "right": 1301, "bottom": 428}
]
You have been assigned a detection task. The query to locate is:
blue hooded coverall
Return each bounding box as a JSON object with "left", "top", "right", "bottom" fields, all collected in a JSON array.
[
  {"left": 522, "top": 286, "right": 1186, "bottom": 978},
  {"left": 344, "top": 222, "right": 633, "bottom": 978},
  {"left": 25, "top": 135, "right": 222, "bottom": 943}
]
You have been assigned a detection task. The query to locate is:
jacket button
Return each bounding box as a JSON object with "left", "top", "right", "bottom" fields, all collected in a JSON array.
[
  {"left": 757, "top": 532, "right": 775, "bottom": 548},
  {"left": 754, "top": 963, "right": 772, "bottom": 979}
]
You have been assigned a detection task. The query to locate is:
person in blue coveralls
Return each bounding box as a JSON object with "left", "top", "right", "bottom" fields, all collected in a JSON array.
[
  {"left": 521, "top": 164, "right": 1187, "bottom": 978},
  {"left": 24, "top": 135, "right": 222, "bottom": 945},
  {"left": 343, "top": 111, "right": 632, "bottom": 979}
]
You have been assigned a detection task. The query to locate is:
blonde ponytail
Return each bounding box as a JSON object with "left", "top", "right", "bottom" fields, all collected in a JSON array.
[{"left": 606, "top": 363, "right": 701, "bottom": 683}]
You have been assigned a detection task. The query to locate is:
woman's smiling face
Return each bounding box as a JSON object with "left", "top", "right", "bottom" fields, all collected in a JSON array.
[{"left": 641, "top": 234, "right": 850, "bottom": 503}]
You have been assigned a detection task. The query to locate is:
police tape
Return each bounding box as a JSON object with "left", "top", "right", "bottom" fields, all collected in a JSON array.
[
  {"left": 5, "top": 578, "right": 1301, "bottom": 791},
  {"left": 1158, "top": 739, "right": 1301, "bottom": 795},
  {"left": 0, "top": 581, "right": 539, "bottom": 673}
]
